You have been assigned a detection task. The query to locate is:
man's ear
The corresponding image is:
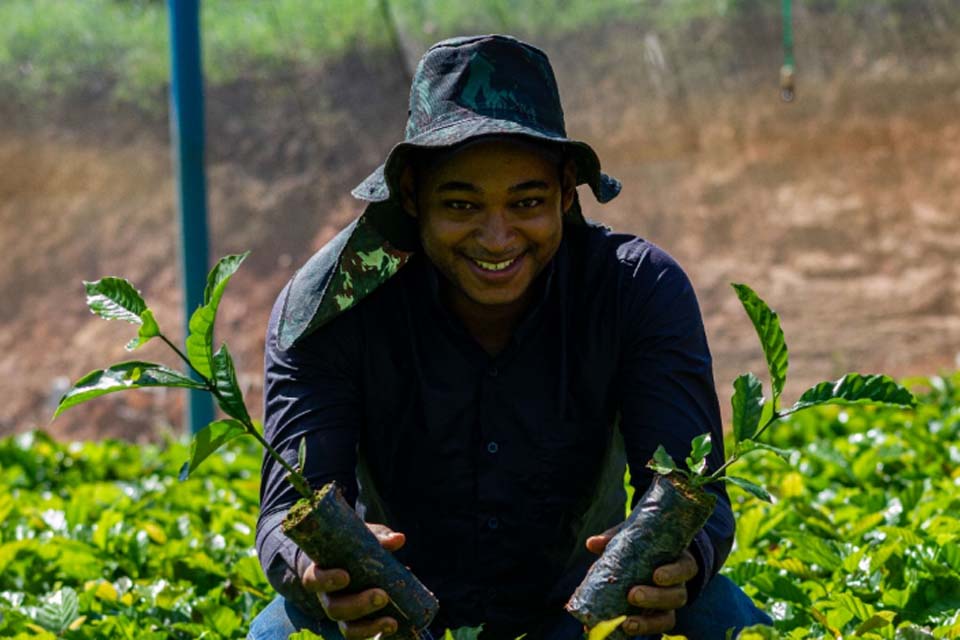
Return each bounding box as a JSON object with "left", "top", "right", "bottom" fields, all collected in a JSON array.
[
  {"left": 399, "top": 166, "right": 418, "bottom": 218},
  {"left": 560, "top": 158, "right": 577, "bottom": 214}
]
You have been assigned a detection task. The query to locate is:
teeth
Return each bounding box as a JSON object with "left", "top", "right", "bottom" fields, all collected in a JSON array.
[{"left": 474, "top": 256, "right": 518, "bottom": 272}]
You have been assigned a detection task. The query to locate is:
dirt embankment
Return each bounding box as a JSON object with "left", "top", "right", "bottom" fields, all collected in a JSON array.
[{"left": 3, "top": 12, "right": 959, "bottom": 440}]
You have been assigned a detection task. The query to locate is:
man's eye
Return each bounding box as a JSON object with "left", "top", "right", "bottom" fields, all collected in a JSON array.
[
  {"left": 445, "top": 201, "right": 477, "bottom": 211},
  {"left": 515, "top": 198, "right": 543, "bottom": 209}
]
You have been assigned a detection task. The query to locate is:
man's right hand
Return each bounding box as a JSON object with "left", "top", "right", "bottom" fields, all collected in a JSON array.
[{"left": 301, "top": 523, "right": 407, "bottom": 639}]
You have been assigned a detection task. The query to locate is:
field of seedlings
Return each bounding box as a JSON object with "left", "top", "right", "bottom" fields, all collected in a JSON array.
[{"left": 1, "top": 372, "right": 958, "bottom": 639}]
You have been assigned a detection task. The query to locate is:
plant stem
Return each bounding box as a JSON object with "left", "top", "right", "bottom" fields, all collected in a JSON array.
[
  {"left": 704, "top": 410, "right": 782, "bottom": 482},
  {"left": 159, "top": 331, "right": 314, "bottom": 500}
]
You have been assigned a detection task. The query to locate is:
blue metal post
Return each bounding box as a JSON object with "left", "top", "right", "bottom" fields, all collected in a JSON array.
[{"left": 167, "top": 0, "right": 214, "bottom": 433}]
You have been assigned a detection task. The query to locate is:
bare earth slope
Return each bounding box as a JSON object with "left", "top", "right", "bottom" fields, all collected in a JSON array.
[{"left": 2, "top": 16, "right": 958, "bottom": 439}]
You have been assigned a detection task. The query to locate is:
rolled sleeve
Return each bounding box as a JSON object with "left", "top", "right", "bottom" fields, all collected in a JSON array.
[
  {"left": 256, "top": 282, "right": 363, "bottom": 614},
  {"left": 615, "top": 242, "right": 734, "bottom": 601}
]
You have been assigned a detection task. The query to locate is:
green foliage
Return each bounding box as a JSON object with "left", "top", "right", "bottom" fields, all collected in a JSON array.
[
  {"left": 731, "top": 283, "right": 789, "bottom": 405},
  {"left": 732, "top": 373, "right": 765, "bottom": 442},
  {"left": 721, "top": 372, "right": 960, "bottom": 639},
  {"left": 0, "top": 431, "right": 268, "bottom": 639},
  {"left": 3, "top": 372, "right": 959, "bottom": 637},
  {"left": 185, "top": 252, "right": 248, "bottom": 380},
  {"left": 53, "top": 362, "right": 205, "bottom": 418}
]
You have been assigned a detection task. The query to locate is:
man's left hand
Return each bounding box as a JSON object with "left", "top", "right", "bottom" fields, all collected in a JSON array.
[{"left": 585, "top": 530, "right": 698, "bottom": 636}]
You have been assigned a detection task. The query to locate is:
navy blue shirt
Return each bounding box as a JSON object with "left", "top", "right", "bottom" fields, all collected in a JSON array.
[{"left": 256, "top": 221, "right": 734, "bottom": 636}]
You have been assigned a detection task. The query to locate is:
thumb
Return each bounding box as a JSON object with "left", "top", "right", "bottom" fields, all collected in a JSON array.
[
  {"left": 585, "top": 524, "right": 622, "bottom": 555},
  {"left": 367, "top": 523, "right": 406, "bottom": 551}
]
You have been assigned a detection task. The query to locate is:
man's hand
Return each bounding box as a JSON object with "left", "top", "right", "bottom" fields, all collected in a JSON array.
[
  {"left": 302, "top": 523, "right": 406, "bottom": 639},
  {"left": 585, "top": 528, "right": 698, "bottom": 637}
]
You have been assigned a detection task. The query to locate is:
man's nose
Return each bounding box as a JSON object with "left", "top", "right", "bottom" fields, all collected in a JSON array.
[{"left": 476, "top": 210, "right": 517, "bottom": 253}]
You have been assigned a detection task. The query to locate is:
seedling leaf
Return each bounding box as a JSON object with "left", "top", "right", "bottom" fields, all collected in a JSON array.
[
  {"left": 211, "top": 344, "right": 251, "bottom": 423},
  {"left": 724, "top": 475, "right": 775, "bottom": 503},
  {"left": 297, "top": 436, "right": 307, "bottom": 472},
  {"left": 444, "top": 626, "right": 485, "bottom": 640},
  {"left": 790, "top": 374, "right": 916, "bottom": 413},
  {"left": 54, "top": 362, "right": 205, "bottom": 418},
  {"left": 732, "top": 283, "right": 789, "bottom": 405},
  {"left": 732, "top": 372, "right": 764, "bottom": 443},
  {"left": 125, "top": 309, "right": 160, "bottom": 351},
  {"left": 185, "top": 252, "right": 249, "bottom": 379},
  {"left": 736, "top": 439, "right": 791, "bottom": 462},
  {"left": 34, "top": 587, "right": 79, "bottom": 634},
  {"left": 84, "top": 277, "right": 147, "bottom": 323},
  {"left": 179, "top": 419, "right": 247, "bottom": 480},
  {"left": 588, "top": 615, "right": 628, "bottom": 640},
  {"left": 648, "top": 445, "right": 677, "bottom": 475},
  {"left": 685, "top": 433, "right": 712, "bottom": 474}
]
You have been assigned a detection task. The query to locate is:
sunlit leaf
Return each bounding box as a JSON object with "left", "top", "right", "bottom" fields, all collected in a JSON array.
[
  {"left": 210, "top": 344, "right": 251, "bottom": 424},
  {"left": 736, "top": 439, "right": 791, "bottom": 463},
  {"left": 125, "top": 309, "right": 160, "bottom": 351},
  {"left": 178, "top": 419, "right": 247, "bottom": 481},
  {"left": 732, "top": 372, "right": 765, "bottom": 443},
  {"left": 34, "top": 587, "right": 79, "bottom": 634},
  {"left": 588, "top": 615, "right": 628, "bottom": 640},
  {"left": 185, "top": 253, "right": 249, "bottom": 379},
  {"left": 790, "top": 374, "right": 916, "bottom": 413},
  {"left": 648, "top": 445, "right": 677, "bottom": 476},
  {"left": 84, "top": 277, "right": 147, "bottom": 323},
  {"left": 54, "top": 362, "right": 205, "bottom": 418},
  {"left": 855, "top": 611, "right": 895, "bottom": 635},
  {"left": 724, "top": 475, "right": 774, "bottom": 503},
  {"left": 685, "top": 433, "right": 712, "bottom": 475},
  {"left": 732, "top": 283, "right": 789, "bottom": 403}
]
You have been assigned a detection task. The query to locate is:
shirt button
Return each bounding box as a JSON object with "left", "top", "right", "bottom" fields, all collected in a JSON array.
[
  {"left": 487, "top": 366, "right": 498, "bottom": 377},
  {"left": 486, "top": 441, "right": 499, "bottom": 454},
  {"left": 487, "top": 517, "right": 499, "bottom": 530}
]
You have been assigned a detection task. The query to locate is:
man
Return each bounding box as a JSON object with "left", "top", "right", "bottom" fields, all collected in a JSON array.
[{"left": 250, "top": 35, "right": 772, "bottom": 640}]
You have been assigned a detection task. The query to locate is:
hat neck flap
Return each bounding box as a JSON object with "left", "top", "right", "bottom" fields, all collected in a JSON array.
[{"left": 277, "top": 201, "right": 417, "bottom": 350}]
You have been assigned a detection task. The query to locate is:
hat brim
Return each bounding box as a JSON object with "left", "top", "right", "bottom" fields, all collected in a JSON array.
[{"left": 351, "top": 116, "right": 621, "bottom": 205}]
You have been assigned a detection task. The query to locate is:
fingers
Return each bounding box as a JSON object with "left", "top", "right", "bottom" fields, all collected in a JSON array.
[
  {"left": 337, "top": 616, "right": 398, "bottom": 639},
  {"left": 652, "top": 549, "right": 698, "bottom": 586},
  {"left": 621, "top": 610, "right": 676, "bottom": 636},
  {"left": 368, "top": 523, "right": 406, "bottom": 552},
  {"left": 321, "top": 587, "right": 391, "bottom": 622},
  {"left": 302, "top": 564, "right": 349, "bottom": 593},
  {"left": 628, "top": 583, "right": 687, "bottom": 610},
  {"left": 585, "top": 524, "right": 623, "bottom": 555}
]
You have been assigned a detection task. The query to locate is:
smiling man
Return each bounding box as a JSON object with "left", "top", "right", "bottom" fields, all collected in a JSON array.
[{"left": 249, "top": 35, "right": 772, "bottom": 640}]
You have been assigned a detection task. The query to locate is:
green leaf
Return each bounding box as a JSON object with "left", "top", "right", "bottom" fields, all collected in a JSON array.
[
  {"left": 736, "top": 439, "right": 791, "bottom": 462},
  {"left": 34, "top": 587, "right": 79, "bottom": 634},
  {"left": 790, "top": 374, "right": 917, "bottom": 413},
  {"left": 855, "top": 611, "right": 896, "bottom": 635},
  {"left": 178, "top": 419, "right": 247, "bottom": 481},
  {"left": 749, "top": 573, "right": 811, "bottom": 605},
  {"left": 211, "top": 344, "right": 251, "bottom": 423},
  {"left": 125, "top": 309, "right": 160, "bottom": 351},
  {"left": 732, "top": 283, "right": 789, "bottom": 404},
  {"left": 54, "top": 362, "right": 205, "bottom": 418},
  {"left": 731, "top": 373, "right": 765, "bottom": 443},
  {"left": 587, "top": 615, "right": 628, "bottom": 640},
  {"left": 84, "top": 277, "right": 147, "bottom": 323},
  {"left": 297, "top": 436, "right": 307, "bottom": 472},
  {"left": 444, "top": 626, "right": 485, "bottom": 640},
  {"left": 724, "top": 475, "right": 774, "bottom": 503},
  {"left": 648, "top": 445, "right": 677, "bottom": 475},
  {"left": 685, "top": 433, "right": 712, "bottom": 475},
  {"left": 185, "top": 253, "right": 249, "bottom": 379}
]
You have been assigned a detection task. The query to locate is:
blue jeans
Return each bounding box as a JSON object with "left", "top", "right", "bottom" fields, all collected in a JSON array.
[{"left": 247, "top": 575, "right": 772, "bottom": 640}]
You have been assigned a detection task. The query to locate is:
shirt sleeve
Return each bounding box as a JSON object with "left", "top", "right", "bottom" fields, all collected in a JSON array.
[
  {"left": 615, "top": 241, "right": 734, "bottom": 602},
  {"left": 255, "top": 282, "right": 363, "bottom": 619}
]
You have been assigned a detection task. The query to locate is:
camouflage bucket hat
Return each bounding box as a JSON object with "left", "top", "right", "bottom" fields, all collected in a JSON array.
[{"left": 277, "top": 34, "right": 621, "bottom": 350}]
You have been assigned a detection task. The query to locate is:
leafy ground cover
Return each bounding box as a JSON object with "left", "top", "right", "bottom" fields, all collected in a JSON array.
[{"left": 1, "top": 372, "right": 959, "bottom": 639}]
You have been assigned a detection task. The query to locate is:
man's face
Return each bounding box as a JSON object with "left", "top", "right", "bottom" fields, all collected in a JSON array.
[{"left": 402, "top": 137, "right": 576, "bottom": 313}]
